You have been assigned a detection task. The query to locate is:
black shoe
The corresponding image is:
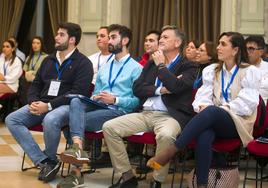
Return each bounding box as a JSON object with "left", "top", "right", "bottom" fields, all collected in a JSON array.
[
  {"left": 39, "top": 161, "right": 62, "bottom": 182},
  {"left": 109, "top": 176, "right": 138, "bottom": 188},
  {"left": 91, "top": 152, "right": 112, "bottom": 168},
  {"left": 150, "top": 179, "right": 161, "bottom": 188}
]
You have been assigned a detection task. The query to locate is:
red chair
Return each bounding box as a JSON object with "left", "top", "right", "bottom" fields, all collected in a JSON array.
[{"left": 243, "top": 99, "right": 268, "bottom": 188}]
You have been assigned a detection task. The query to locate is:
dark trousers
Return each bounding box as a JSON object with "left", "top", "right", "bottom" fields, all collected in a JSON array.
[{"left": 174, "top": 106, "right": 239, "bottom": 185}]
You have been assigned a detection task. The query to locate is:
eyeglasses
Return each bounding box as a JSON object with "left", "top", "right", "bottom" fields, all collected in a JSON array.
[{"left": 246, "top": 47, "right": 263, "bottom": 53}]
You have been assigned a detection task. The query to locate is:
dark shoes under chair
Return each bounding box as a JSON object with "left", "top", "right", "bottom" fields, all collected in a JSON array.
[{"left": 38, "top": 161, "right": 62, "bottom": 182}]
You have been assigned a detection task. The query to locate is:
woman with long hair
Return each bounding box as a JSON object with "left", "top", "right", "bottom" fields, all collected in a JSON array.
[
  {"left": 0, "top": 40, "right": 22, "bottom": 96},
  {"left": 23, "top": 36, "right": 47, "bottom": 82},
  {"left": 147, "top": 32, "right": 261, "bottom": 188}
]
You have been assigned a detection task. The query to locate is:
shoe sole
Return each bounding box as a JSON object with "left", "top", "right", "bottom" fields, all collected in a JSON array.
[
  {"left": 60, "top": 153, "right": 90, "bottom": 165},
  {"left": 43, "top": 162, "right": 62, "bottom": 183},
  {"left": 57, "top": 183, "right": 85, "bottom": 188}
]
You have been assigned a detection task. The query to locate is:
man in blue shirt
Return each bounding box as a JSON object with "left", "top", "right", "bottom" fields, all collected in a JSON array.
[{"left": 57, "top": 24, "right": 142, "bottom": 188}]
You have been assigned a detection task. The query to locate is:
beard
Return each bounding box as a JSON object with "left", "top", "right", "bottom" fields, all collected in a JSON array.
[
  {"left": 55, "top": 41, "right": 69, "bottom": 51},
  {"left": 108, "top": 42, "right": 123, "bottom": 54}
]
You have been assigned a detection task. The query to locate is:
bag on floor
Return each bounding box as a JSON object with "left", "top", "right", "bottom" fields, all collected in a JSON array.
[{"left": 187, "top": 166, "right": 240, "bottom": 188}]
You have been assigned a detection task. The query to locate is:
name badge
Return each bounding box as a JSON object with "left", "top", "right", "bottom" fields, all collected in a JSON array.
[{"left": 48, "top": 80, "right": 61, "bottom": 96}]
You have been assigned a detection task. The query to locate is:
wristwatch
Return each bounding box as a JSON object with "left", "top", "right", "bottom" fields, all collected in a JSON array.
[{"left": 47, "top": 103, "right": 52, "bottom": 111}]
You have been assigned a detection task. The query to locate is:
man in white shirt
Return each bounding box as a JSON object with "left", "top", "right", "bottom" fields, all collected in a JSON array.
[
  {"left": 246, "top": 36, "right": 268, "bottom": 105},
  {"left": 88, "top": 26, "right": 113, "bottom": 84}
]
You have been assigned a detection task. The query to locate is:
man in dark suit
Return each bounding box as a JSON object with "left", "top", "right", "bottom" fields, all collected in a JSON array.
[{"left": 103, "top": 25, "right": 197, "bottom": 188}]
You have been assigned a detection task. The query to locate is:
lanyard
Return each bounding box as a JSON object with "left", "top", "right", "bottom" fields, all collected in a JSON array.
[
  {"left": 156, "top": 55, "right": 182, "bottom": 87},
  {"left": 55, "top": 59, "right": 72, "bottom": 80},
  {"left": 31, "top": 53, "right": 41, "bottom": 70},
  {"left": 193, "top": 68, "right": 202, "bottom": 89},
  {"left": 98, "top": 53, "right": 113, "bottom": 70},
  {"left": 108, "top": 55, "right": 131, "bottom": 92},
  {"left": 221, "top": 66, "right": 239, "bottom": 102},
  {"left": 3, "top": 61, "right": 9, "bottom": 76}
]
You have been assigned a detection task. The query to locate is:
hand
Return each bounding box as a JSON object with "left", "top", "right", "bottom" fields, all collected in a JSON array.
[
  {"left": 199, "top": 105, "right": 208, "bottom": 112},
  {"left": 95, "top": 91, "right": 116, "bottom": 104},
  {"left": 160, "top": 87, "right": 171, "bottom": 94},
  {"left": 29, "top": 101, "right": 48, "bottom": 115},
  {"left": 25, "top": 71, "right": 35, "bottom": 82},
  {"left": 0, "top": 73, "right": 5, "bottom": 81},
  {"left": 152, "top": 50, "right": 166, "bottom": 66}
]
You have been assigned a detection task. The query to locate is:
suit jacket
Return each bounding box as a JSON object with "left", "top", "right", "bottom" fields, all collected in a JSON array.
[{"left": 133, "top": 57, "right": 197, "bottom": 128}]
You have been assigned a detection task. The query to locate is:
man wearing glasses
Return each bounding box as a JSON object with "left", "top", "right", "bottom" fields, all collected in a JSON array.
[{"left": 245, "top": 35, "right": 268, "bottom": 105}]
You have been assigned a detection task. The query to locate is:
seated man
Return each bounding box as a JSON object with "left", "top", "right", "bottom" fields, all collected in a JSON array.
[
  {"left": 5, "top": 22, "right": 93, "bottom": 183},
  {"left": 245, "top": 35, "right": 268, "bottom": 105},
  {"left": 57, "top": 24, "right": 142, "bottom": 188},
  {"left": 138, "top": 30, "right": 160, "bottom": 67},
  {"left": 103, "top": 25, "right": 197, "bottom": 188}
]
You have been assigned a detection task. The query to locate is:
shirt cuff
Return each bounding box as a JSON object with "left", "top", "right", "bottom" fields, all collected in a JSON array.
[
  {"left": 48, "top": 103, "right": 52, "bottom": 111},
  {"left": 155, "top": 87, "right": 162, "bottom": 95},
  {"left": 114, "top": 97, "right": 119, "bottom": 105}
]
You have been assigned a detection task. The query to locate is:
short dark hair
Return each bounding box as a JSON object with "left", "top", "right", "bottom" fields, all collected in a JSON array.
[
  {"left": 161, "top": 25, "right": 186, "bottom": 53},
  {"left": 108, "top": 24, "right": 132, "bottom": 48},
  {"left": 58, "top": 22, "right": 82, "bottom": 45},
  {"left": 146, "top": 30, "right": 161, "bottom": 40},
  {"left": 245, "top": 35, "right": 265, "bottom": 49}
]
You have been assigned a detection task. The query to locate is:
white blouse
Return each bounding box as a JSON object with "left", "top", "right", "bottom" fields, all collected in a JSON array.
[
  {"left": 193, "top": 63, "right": 261, "bottom": 116},
  {"left": 0, "top": 56, "right": 23, "bottom": 92}
]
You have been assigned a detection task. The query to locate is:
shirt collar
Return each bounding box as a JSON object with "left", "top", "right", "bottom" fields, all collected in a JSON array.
[
  {"left": 222, "top": 63, "right": 238, "bottom": 75},
  {"left": 56, "top": 48, "right": 76, "bottom": 64},
  {"left": 114, "top": 53, "right": 130, "bottom": 63}
]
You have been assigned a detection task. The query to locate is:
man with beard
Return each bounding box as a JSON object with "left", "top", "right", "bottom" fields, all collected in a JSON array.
[
  {"left": 102, "top": 25, "right": 197, "bottom": 188},
  {"left": 5, "top": 22, "right": 93, "bottom": 182},
  {"left": 57, "top": 24, "right": 142, "bottom": 188}
]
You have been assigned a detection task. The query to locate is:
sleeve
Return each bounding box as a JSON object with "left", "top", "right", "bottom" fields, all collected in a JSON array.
[
  {"left": 116, "top": 65, "right": 142, "bottom": 110},
  {"left": 192, "top": 64, "right": 216, "bottom": 112},
  {"left": 133, "top": 61, "right": 158, "bottom": 98},
  {"left": 228, "top": 66, "right": 261, "bottom": 116},
  {"left": 4, "top": 58, "right": 22, "bottom": 84}
]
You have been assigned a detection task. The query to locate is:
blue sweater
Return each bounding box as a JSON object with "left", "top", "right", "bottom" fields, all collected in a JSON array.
[{"left": 93, "top": 54, "right": 142, "bottom": 113}]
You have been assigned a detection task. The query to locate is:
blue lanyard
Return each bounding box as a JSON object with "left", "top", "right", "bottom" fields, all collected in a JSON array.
[
  {"left": 98, "top": 54, "right": 113, "bottom": 70},
  {"left": 55, "top": 59, "right": 72, "bottom": 80},
  {"left": 221, "top": 66, "right": 239, "bottom": 102},
  {"left": 156, "top": 55, "right": 182, "bottom": 87},
  {"left": 193, "top": 68, "right": 202, "bottom": 89},
  {"left": 31, "top": 53, "right": 41, "bottom": 70},
  {"left": 108, "top": 56, "right": 131, "bottom": 92},
  {"left": 3, "top": 61, "right": 9, "bottom": 76}
]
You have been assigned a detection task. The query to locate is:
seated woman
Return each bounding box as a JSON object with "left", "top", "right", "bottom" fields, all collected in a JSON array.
[
  {"left": 193, "top": 41, "right": 217, "bottom": 89},
  {"left": 147, "top": 32, "right": 261, "bottom": 188},
  {"left": 0, "top": 40, "right": 23, "bottom": 97},
  {"left": 23, "top": 36, "right": 47, "bottom": 82}
]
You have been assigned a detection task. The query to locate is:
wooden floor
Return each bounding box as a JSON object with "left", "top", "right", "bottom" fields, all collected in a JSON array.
[{"left": 0, "top": 122, "right": 267, "bottom": 188}]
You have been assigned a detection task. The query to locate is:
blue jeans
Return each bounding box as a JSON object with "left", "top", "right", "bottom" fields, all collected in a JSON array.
[
  {"left": 69, "top": 98, "right": 125, "bottom": 139},
  {"left": 5, "top": 105, "right": 69, "bottom": 165},
  {"left": 174, "top": 106, "right": 239, "bottom": 185}
]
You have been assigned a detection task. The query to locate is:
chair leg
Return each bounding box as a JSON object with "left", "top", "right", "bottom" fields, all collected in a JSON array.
[
  {"left": 243, "top": 154, "right": 250, "bottom": 188},
  {"left": 260, "top": 165, "right": 263, "bottom": 188},
  {"left": 179, "top": 153, "right": 187, "bottom": 188},
  {"left": 256, "top": 159, "right": 259, "bottom": 188},
  {"left": 21, "top": 152, "right": 37, "bottom": 171}
]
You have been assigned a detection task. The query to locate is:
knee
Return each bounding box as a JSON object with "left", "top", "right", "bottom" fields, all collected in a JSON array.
[
  {"left": 70, "top": 98, "right": 82, "bottom": 109},
  {"left": 5, "top": 111, "right": 17, "bottom": 129},
  {"left": 156, "top": 130, "right": 177, "bottom": 143},
  {"left": 103, "top": 120, "right": 116, "bottom": 135},
  {"left": 42, "top": 113, "right": 59, "bottom": 131}
]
